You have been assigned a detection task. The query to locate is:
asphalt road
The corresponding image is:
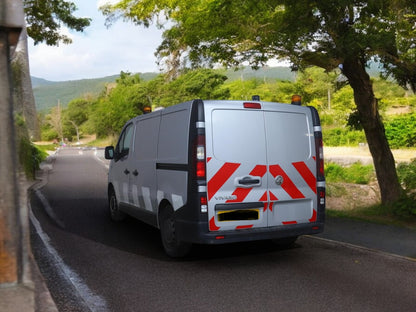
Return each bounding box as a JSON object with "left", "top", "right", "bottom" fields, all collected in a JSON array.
[{"left": 30, "top": 147, "right": 416, "bottom": 312}]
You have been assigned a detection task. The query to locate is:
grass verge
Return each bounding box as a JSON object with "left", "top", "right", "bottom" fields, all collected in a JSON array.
[{"left": 327, "top": 206, "right": 416, "bottom": 231}]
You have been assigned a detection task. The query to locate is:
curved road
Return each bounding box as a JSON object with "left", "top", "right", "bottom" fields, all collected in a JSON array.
[{"left": 30, "top": 148, "right": 416, "bottom": 312}]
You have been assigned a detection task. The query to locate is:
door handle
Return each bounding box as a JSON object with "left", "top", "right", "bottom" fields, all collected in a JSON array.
[
  {"left": 132, "top": 169, "right": 139, "bottom": 176},
  {"left": 236, "top": 176, "right": 261, "bottom": 187},
  {"left": 124, "top": 169, "right": 130, "bottom": 175},
  {"left": 239, "top": 177, "right": 260, "bottom": 185}
]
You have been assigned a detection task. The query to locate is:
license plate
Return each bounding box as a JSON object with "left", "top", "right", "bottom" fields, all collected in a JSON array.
[{"left": 217, "top": 209, "right": 259, "bottom": 222}]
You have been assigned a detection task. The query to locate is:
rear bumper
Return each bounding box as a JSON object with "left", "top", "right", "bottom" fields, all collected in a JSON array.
[{"left": 175, "top": 219, "right": 324, "bottom": 245}]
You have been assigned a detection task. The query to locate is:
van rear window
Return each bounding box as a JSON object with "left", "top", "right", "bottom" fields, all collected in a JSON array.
[
  {"left": 265, "top": 111, "right": 312, "bottom": 162},
  {"left": 211, "top": 109, "right": 312, "bottom": 164},
  {"left": 211, "top": 110, "right": 267, "bottom": 163}
]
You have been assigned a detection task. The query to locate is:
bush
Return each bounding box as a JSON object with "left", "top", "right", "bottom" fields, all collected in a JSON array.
[
  {"left": 323, "top": 127, "right": 366, "bottom": 146},
  {"left": 387, "top": 194, "right": 416, "bottom": 218},
  {"left": 18, "top": 136, "right": 48, "bottom": 179},
  {"left": 385, "top": 113, "right": 416, "bottom": 148},
  {"left": 391, "top": 159, "right": 416, "bottom": 218},
  {"left": 397, "top": 159, "right": 416, "bottom": 191},
  {"left": 325, "top": 162, "right": 375, "bottom": 184}
]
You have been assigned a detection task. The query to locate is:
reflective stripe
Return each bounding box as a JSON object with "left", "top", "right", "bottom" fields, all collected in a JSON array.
[
  {"left": 314, "top": 126, "right": 322, "bottom": 132},
  {"left": 226, "top": 165, "right": 267, "bottom": 203},
  {"left": 209, "top": 216, "right": 220, "bottom": 231},
  {"left": 269, "top": 164, "right": 305, "bottom": 199},
  {"left": 309, "top": 209, "right": 317, "bottom": 222},
  {"left": 196, "top": 121, "right": 205, "bottom": 128},
  {"left": 207, "top": 162, "right": 240, "bottom": 200},
  {"left": 317, "top": 181, "right": 326, "bottom": 188},
  {"left": 292, "top": 161, "right": 317, "bottom": 194},
  {"left": 198, "top": 185, "right": 207, "bottom": 192},
  {"left": 236, "top": 224, "right": 254, "bottom": 230},
  {"left": 142, "top": 187, "right": 152, "bottom": 211}
]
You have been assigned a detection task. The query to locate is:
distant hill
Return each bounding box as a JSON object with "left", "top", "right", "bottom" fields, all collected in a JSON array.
[
  {"left": 31, "top": 77, "right": 57, "bottom": 88},
  {"left": 32, "top": 67, "right": 296, "bottom": 112},
  {"left": 32, "top": 72, "right": 162, "bottom": 112},
  {"left": 32, "top": 75, "right": 119, "bottom": 112},
  {"left": 32, "top": 65, "right": 382, "bottom": 112}
]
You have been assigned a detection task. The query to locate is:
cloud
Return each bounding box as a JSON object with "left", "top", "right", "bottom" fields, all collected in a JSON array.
[
  {"left": 96, "top": 0, "right": 120, "bottom": 8},
  {"left": 28, "top": 0, "right": 163, "bottom": 81}
]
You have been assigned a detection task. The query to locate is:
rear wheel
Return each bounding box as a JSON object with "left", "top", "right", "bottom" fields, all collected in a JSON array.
[
  {"left": 159, "top": 204, "right": 192, "bottom": 258},
  {"left": 109, "top": 187, "right": 126, "bottom": 221}
]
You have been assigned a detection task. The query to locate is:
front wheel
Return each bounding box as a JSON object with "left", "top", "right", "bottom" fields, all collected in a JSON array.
[
  {"left": 109, "top": 187, "right": 126, "bottom": 222},
  {"left": 159, "top": 205, "right": 192, "bottom": 258}
]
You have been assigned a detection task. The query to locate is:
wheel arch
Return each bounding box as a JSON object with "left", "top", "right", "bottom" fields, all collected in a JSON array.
[
  {"left": 108, "top": 183, "right": 115, "bottom": 197},
  {"left": 157, "top": 199, "right": 172, "bottom": 229}
]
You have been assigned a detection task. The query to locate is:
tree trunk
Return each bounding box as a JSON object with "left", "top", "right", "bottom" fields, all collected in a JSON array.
[
  {"left": 12, "top": 27, "right": 40, "bottom": 141},
  {"left": 342, "top": 57, "right": 402, "bottom": 204}
]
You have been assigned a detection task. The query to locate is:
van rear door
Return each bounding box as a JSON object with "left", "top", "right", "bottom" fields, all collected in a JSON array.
[
  {"left": 205, "top": 101, "right": 317, "bottom": 232},
  {"left": 263, "top": 103, "right": 317, "bottom": 226},
  {"left": 205, "top": 102, "right": 269, "bottom": 232}
]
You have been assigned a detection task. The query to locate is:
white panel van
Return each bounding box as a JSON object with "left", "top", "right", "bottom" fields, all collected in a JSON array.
[{"left": 105, "top": 97, "right": 325, "bottom": 257}]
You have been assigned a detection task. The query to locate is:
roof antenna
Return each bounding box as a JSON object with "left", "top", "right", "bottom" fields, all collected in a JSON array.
[{"left": 252, "top": 95, "right": 260, "bottom": 101}]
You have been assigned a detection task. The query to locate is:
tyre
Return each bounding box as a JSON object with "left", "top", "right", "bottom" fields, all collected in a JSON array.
[
  {"left": 108, "top": 187, "right": 126, "bottom": 221},
  {"left": 159, "top": 204, "right": 192, "bottom": 258}
]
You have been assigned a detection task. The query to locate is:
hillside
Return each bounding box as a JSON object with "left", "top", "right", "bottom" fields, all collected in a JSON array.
[
  {"left": 32, "top": 75, "right": 119, "bottom": 112},
  {"left": 32, "top": 67, "right": 297, "bottom": 112},
  {"left": 32, "top": 64, "right": 383, "bottom": 112}
]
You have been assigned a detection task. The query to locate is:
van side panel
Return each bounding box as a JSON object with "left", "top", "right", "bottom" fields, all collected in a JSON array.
[
  {"left": 156, "top": 106, "right": 191, "bottom": 212},
  {"left": 130, "top": 114, "right": 160, "bottom": 215}
]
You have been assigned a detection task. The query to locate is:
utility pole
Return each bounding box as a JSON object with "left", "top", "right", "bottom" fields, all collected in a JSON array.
[
  {"left": 0, "top": 0, "right": 25, "bottom": 287},
  {"left": 0, "top": 1, "right": 40, "bottom": 311}
]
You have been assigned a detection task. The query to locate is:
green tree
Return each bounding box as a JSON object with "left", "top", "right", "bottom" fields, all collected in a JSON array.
[
  {"left": 24, "top": 0, "right": 91, "bottom": 45},
  {"left": 161, "top": 68, "right": 230, "bottom": 105},
  {"left": 102, "top": 0, "right": 416, "bottom": 204},
  {"left": 63, "top": 98, "right": 91, "bottom": 142},
  {"left": 295, "top": 67, "right": 340, "bottom": 110},
  {"left": 90, "top": 88, "right": 142, "bottom": 138},
  {"left": 47, "top": 104, "right": 64, "bottom": 142},
  {"left": 13, "top": 1, "right": 91, "bottom": 140}
]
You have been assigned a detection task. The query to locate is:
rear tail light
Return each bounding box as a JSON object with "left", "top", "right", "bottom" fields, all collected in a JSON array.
[
  {"left": 200, "top": 196, "right": 207, "bottom": 213},
  {"left": 316, "top": 137, "right": 324, "bottom": 181},
  {"left": 194, "top": 100, "right": 208, "bottom": 215},
  {"left": 319, "top": 190, "right": 325, "bottom": 206},
  {"left": 195, "top": 134, "right": 206, "bottom": 178},
  {"left": 196, "top": 161, "right": 205, "bottom": 178},
  {"left": 315, "top": 134, "right": 325, "bottom": 212}
]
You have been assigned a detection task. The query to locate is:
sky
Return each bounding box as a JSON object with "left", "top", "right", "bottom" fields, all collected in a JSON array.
[{"left": 28, "top": 0, "right": 164, "bottom": 81}]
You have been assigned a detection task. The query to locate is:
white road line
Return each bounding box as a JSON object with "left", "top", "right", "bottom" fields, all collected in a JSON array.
[
  {"left": 30, "top": 209, "right": 109, "bottom": 312},
  {"left": 34, "top": 189, "right": 65, "bottom": 229}
]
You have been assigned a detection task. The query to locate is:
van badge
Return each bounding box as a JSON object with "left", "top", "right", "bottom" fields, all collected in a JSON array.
[
  {"left": 214, "top": 195, "right": 237, "bottom": 201},
  {"left": 275, "top": 175, "right": 284, "bottom": 186}
]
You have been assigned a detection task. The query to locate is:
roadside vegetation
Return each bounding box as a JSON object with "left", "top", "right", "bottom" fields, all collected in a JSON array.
[{"left": 326, "top": 159, "right": 416, "bottom": 229}]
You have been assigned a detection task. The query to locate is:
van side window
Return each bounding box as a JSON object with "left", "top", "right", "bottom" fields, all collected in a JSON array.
[{"left": 115, "top": 123, "right": 134, "bottom": 160}]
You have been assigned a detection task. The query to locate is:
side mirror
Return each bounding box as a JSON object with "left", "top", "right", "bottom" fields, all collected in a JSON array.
[{"left": 105, "top": 146, "right": 115, "bottom": 160}]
